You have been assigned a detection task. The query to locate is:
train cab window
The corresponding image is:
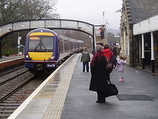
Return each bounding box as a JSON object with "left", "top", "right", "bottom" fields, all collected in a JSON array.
[{"left": 29, "top": 36, "right": 53, "bottom": 52}]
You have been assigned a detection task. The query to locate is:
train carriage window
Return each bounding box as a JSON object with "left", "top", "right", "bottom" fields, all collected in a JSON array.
[
  {"left": 59, "top": 39, "right": 63, "bottom": 53},
  {"left": 70, "top": 41, "right": 73, "bottom": 51},
  {"left": 41, "top": 37, "right": 53, "bottom": 51},
  {"left": 29, "top": 37, "right": 40, "bottom": 51},
  {"left": 29, "top": 36, "right": 53, "bottom": 52},
  {"left": 64, "top": 40, "right": 69, "bottom": 52}
]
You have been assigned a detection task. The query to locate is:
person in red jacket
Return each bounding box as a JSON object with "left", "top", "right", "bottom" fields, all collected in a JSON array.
[
  {"left": 102, "top": 44, "right": 113, "bottom": 61},
  {"left": 102, "top": 44, "right": 114, "bottom": 81}
]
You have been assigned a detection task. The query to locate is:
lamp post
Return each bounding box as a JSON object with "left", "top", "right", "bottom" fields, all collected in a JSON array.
[
  {"left": 102, "top": 12, "right": 108, "bottom": 43},
  {"left": 105, "top": 19, "right": 109, "bottom": 43},
  {"left": 17, "top": 32, "right": 22, "bottom": 55},
  {"left": 102, "top": 12, "right": 105, "bottom": 24}
]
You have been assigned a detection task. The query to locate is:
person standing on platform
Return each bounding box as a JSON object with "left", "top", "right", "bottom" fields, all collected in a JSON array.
[
  {"left": 81, "top": 47, "right": 90, "bottom": 72},
  {"left": 102, "top": 44, "right": 114, "bottom": 61},
  {"left": 102, "top": 44, "right": 114, "bottom": 80},
  {"left": 116, "top": 56, "right": 126, "bottom": 82},
  {"left": 111, "top": 43, "right": 117, "bottom": 56},
  {"left": 89, "top": 45, "right": 109, "bottom": 103}
]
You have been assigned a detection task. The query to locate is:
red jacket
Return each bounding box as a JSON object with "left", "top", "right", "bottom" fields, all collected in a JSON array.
[{"left": 102, "top": 49, "right": 113, "bottom": 61}]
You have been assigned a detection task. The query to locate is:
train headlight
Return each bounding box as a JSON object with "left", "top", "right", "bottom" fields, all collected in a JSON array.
[
  {"left": 26, "top": 55, "right": 29, "bottom": 58},
  {"left": 26, "top": 55, "right": 31, "bottom": 60},
  {"left": 50, "top": 56, "right": 55, "bottom": 60}
]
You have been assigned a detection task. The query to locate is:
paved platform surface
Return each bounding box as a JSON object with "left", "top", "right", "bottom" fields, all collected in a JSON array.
[
  {"left": 61, "top": 54, "right": 158, "bottom": 119},
  {"left": 0, "top": 55, "right": 24, "bottom": 62},
  {"left": 8, "top": 54, "right": 80, "bottom": 119},
  {"left": 8, "top": 53, "right": 158, "bottom": 119}
]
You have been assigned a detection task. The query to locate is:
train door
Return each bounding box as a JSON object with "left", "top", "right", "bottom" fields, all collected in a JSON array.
[
  {"left": 59, "top": 37, "right": 63, "bottom": 53},
  {"left": 144, "top": 33, "right": 151, "bottom": 65}
]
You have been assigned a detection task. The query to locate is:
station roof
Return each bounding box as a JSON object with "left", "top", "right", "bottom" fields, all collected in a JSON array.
[
  {"left": 125, "top": 0, "right": 158, "bottom": 24},
  {"left": 133, "top": 15, "right": 158, "bottom": 35}
]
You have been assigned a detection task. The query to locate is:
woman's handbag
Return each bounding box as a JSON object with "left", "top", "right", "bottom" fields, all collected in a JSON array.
[
  {"left": 106, "top": 62, "right": 113, "bottom": 73},
  {"left": 106, "top": 81, "right": 118, "bottom": 97},
  {"left": 105, "top": 56, "right": 113, "bottom": 73}
]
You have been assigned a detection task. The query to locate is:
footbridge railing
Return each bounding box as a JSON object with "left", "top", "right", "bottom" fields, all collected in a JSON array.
[
  {"left": 0, "top": 19, "right": 96, "bottom": 52},
  {"left": 0, "top": 19, "right": 95, "bottom": 38}
]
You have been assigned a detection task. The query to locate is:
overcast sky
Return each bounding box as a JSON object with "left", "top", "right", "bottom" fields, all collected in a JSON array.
[{"left": 56, "top": 0, "right": 122, "bottom": 29}]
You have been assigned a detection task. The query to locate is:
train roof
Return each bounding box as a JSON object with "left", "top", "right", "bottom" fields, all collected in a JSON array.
[
  {"left": 27, "top": 28, "right": 83, "bottom": 43},
  {"left": 58, "top": 35, "right": 83, "bottom": 43},
  {"left": 27, "top": 28, "right": 58, "bottom": 36}
]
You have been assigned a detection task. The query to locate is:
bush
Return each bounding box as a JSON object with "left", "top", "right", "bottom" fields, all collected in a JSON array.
[
  {"left": 2, "top": 49, "right": 17, "bottom": 56},
  {"left": 5, "top": 50, "right": 10, "bottom": 56}
]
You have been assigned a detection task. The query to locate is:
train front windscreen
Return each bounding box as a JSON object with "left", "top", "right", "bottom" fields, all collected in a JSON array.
[{"left": 29, "top": 36, "right": 54, "bottom": 52}]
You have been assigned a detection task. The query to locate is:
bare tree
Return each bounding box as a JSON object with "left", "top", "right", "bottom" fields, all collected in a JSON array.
[
  {"left": 0, "top": 0, "right": 59, "bottom": 54},
  {"left": 0, "top": 0, "right": 59, "bottom": 25}
]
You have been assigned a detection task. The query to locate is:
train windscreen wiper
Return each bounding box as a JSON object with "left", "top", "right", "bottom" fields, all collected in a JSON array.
[
  {"left": 34, "top": 42, "right": 40, "bottom": 51},
  {"left": 41, "top": 42, "right": 49, "bottom": 51},
  {"left": 34, "top": 42, "right": 48, "bottom": 51}
]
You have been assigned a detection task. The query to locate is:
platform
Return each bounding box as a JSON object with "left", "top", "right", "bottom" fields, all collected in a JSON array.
[
  {"left": 0, "top": 55, "right": 24, "bottom": 62},
  {"left": 8, "top": 53, "right": 158, "bottom": 119},
  {"left": 0, "top": 55, "right": 24, "bottom": 70}
]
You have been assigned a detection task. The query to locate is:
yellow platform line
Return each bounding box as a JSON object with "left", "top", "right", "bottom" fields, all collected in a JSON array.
[
  {"left": 8, "top": 54, "right": 80, "bottom": 119},
  {"left": 42, "top": 54, "right": 80, "bottom": 119}
]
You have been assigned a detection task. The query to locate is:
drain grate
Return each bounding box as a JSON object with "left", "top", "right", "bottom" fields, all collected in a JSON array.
[{"left": 117, "top": 94, "right": 154, "bottom": 101}]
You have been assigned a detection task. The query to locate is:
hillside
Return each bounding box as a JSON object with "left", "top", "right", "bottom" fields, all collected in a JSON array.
[{"left": 107, "top": 28, "right": 120, "bottom": 35}]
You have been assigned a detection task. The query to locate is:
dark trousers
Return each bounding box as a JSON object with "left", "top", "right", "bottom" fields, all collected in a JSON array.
[
  {"left": 82, "top": 62, "right": 89, "bottom": 72},
  {"left": 97, "top": 92, "right": 106, "bottom": 102}
]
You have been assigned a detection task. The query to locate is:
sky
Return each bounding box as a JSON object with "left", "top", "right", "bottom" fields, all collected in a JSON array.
[{"left": 56, "top": 0, "right": 122, "bottom": 30}]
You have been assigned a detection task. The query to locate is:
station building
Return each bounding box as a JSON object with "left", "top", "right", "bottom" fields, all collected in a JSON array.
[{"left": 120, "top": 0, "right": 158, "bottom": 73}]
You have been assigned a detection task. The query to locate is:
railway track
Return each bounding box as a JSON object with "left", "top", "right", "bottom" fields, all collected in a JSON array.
[
  {"left": 0, "top": 53, "right": 75, "bottom": 119},
  {"left": 0, "top": 67, "right": 48, "bottom": 119},
  {"left": 0, "top": 65, "right": 25, "bottom": 77},
  {"left": 0, "top": 66, "right": 28, "bottom": 86}
]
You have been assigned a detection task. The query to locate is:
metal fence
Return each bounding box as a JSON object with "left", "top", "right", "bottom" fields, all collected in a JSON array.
[{"left": 0, "top": 19, "right": 95, "bottom": 38}]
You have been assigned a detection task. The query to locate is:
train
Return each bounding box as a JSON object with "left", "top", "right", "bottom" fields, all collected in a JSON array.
[{"left": 24, "top": 28, "right": 83, "bottom": 73}]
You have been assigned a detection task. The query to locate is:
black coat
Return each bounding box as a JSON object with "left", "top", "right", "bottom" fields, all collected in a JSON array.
[{"left": 89, "top": 51, "right": 109, "bottom": 92}]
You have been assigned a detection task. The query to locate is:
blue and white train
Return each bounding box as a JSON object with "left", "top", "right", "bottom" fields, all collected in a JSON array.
[{"left": 24, "top": 28, "right": 83, "bottom": 73}]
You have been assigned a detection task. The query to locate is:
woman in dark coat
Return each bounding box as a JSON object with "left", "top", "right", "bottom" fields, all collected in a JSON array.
[{"left": 89, "top": 45, "right": 109, "bottom": 103}]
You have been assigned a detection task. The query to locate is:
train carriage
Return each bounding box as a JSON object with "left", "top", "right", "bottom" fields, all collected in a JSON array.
[{"left": 25, "top": 28, "right": 83, "bottom": 73}]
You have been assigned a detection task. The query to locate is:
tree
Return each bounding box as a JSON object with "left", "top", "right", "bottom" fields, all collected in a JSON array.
[
  {"left": 0, "top": 0, "right": 59, "bottom": 25},
  {"left": 0, "top": 0, "right": 59, "bottom": 54}
]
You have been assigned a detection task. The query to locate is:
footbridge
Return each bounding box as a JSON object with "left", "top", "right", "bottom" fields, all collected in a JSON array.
[{"left": 0, "top": 19, "right": 96, "bottom": 55}]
